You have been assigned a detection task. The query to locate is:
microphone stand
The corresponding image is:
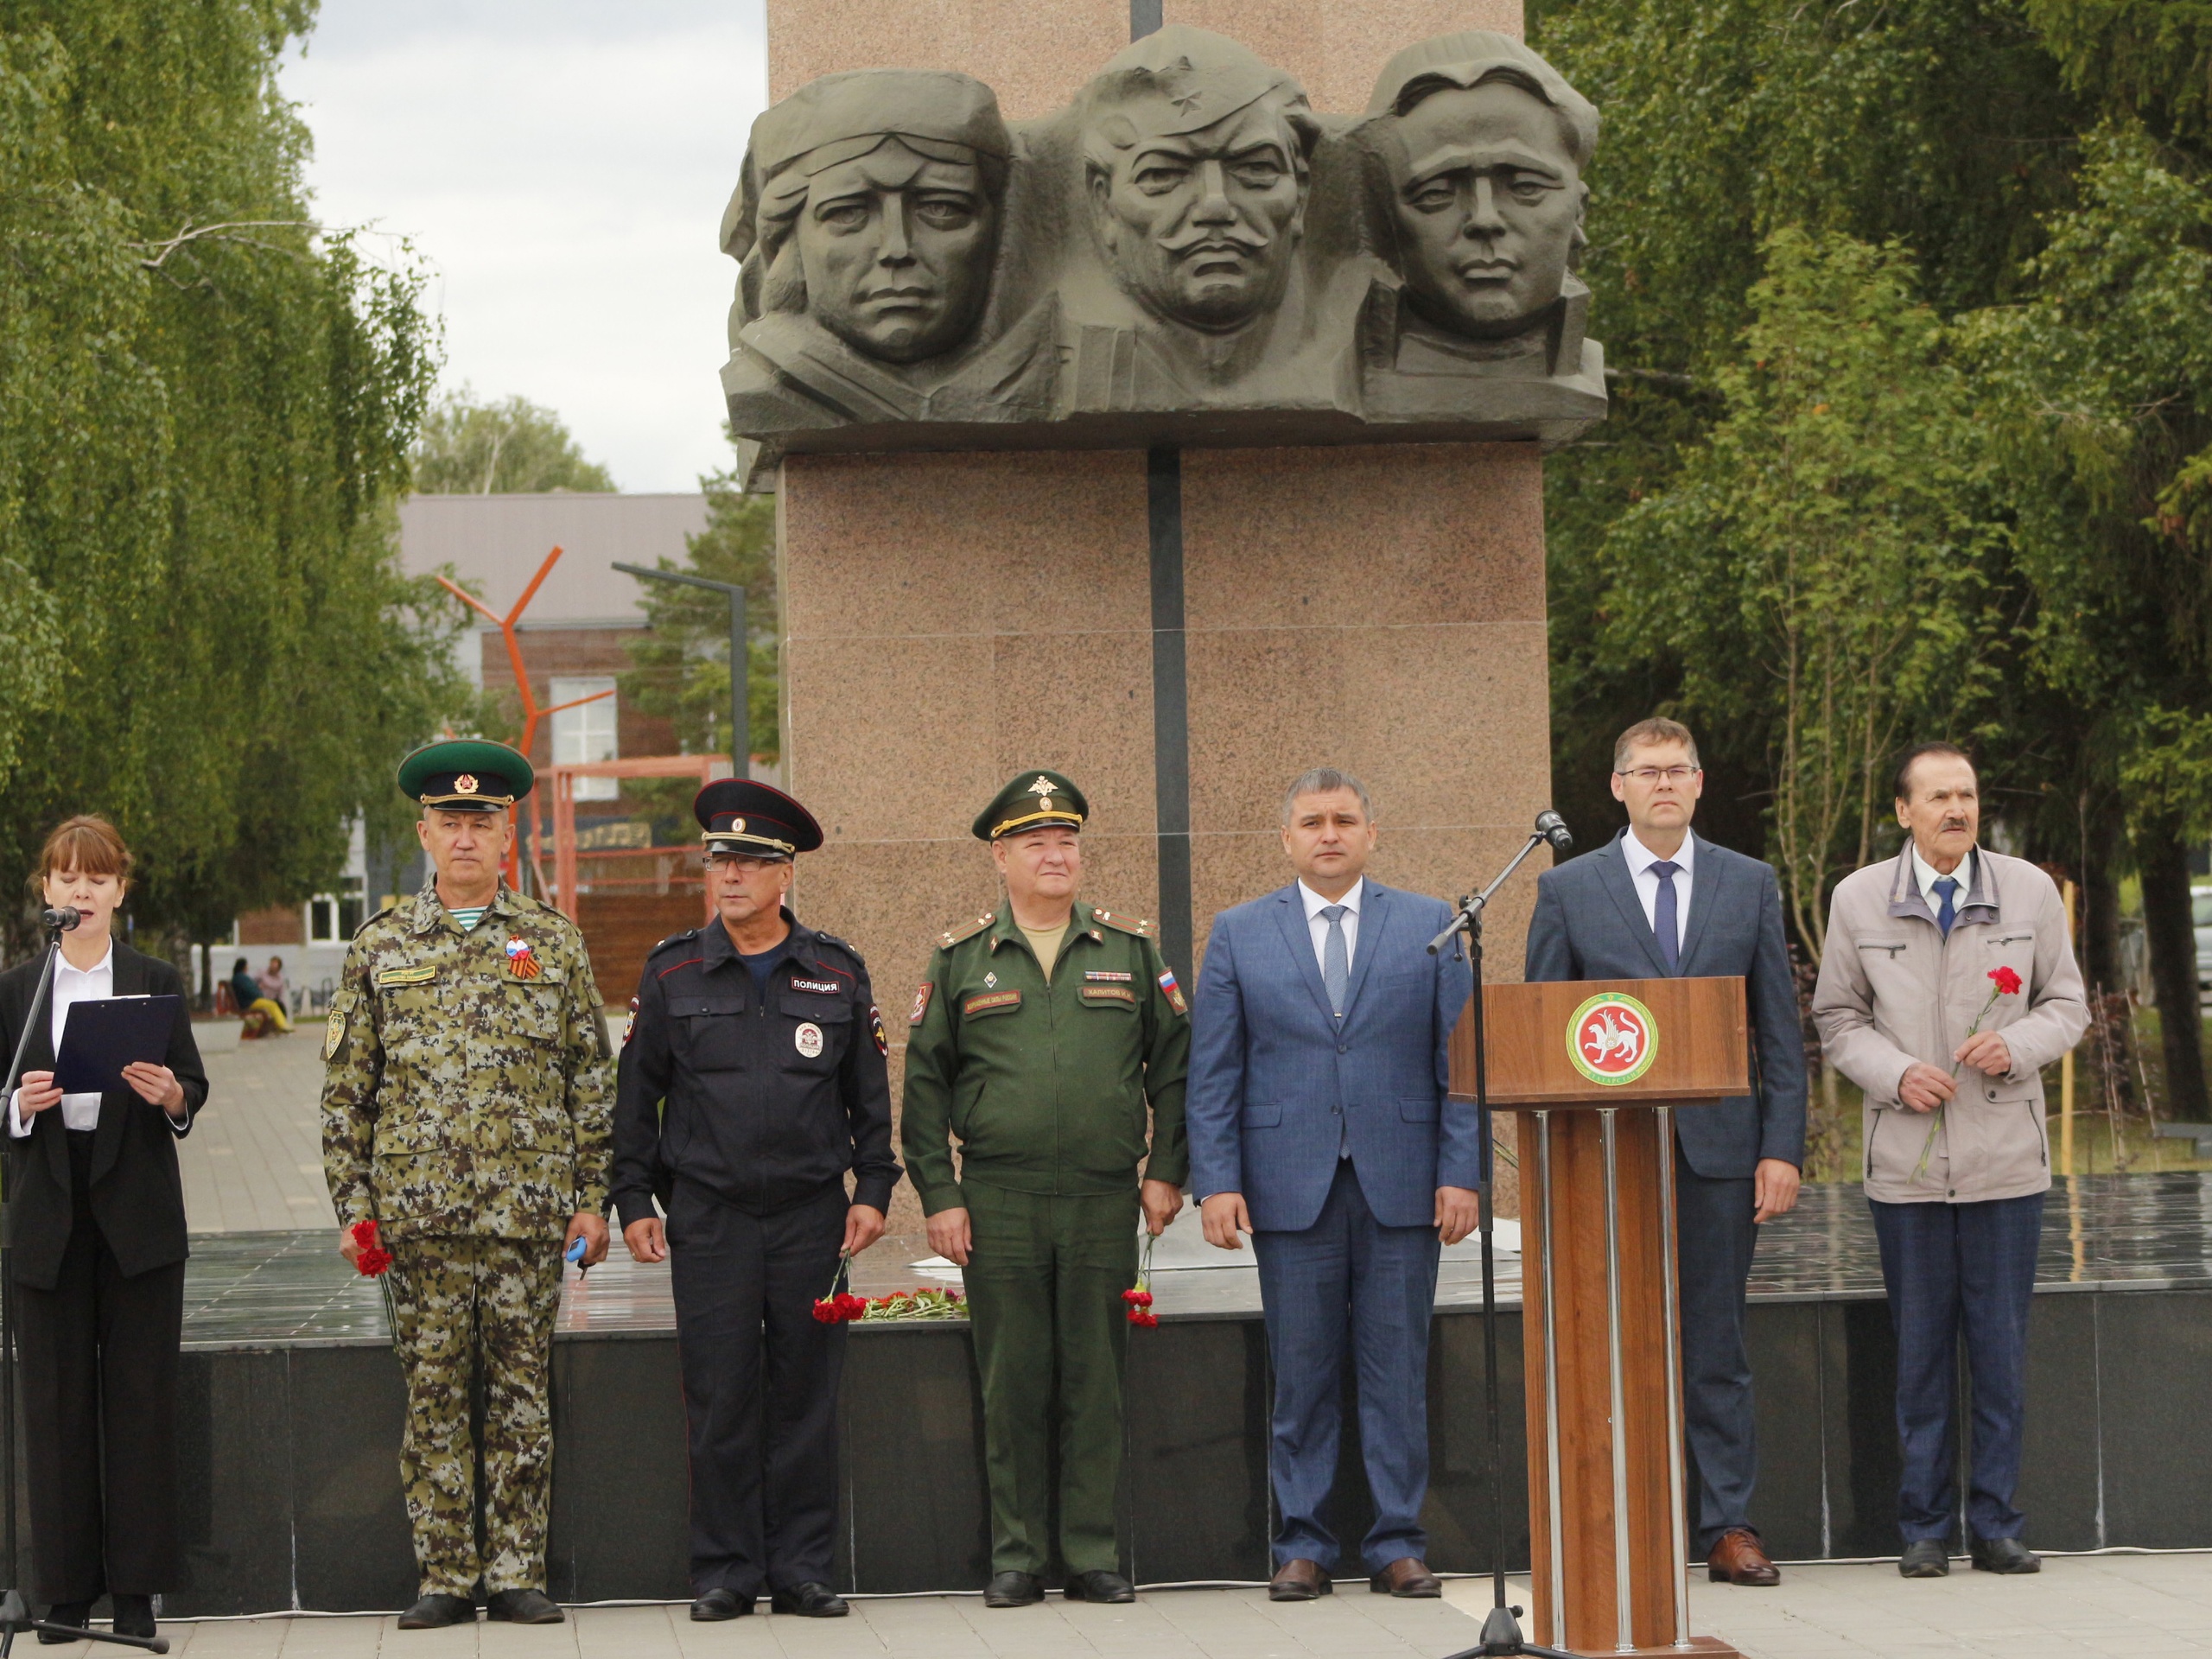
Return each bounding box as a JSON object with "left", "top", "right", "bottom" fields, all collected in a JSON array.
[
  {"left": 0, "top": 918, "right": 168, "bottom": 1655},
  {"left": 1428, "top": 830, "right": 1577, "bottom": 1659}
]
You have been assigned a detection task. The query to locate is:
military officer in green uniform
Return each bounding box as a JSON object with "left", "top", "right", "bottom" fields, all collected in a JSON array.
[
  {"left": 901, "top": 771, "right": 1189, "bottom": 1607},
  {"left": 321, "top": 741, "right": 613, "bottom": 1630}
]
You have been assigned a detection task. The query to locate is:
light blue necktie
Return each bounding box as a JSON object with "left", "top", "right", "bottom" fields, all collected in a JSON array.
[
  {"left": 1650, "top": 860, "right": 1681, "bottom": 974},
  {"left": 1321, "top": 905, "right": 1350, "bottom": 1017},
  {"left": 1933, "top": 875, "right": 1959, "bottom": 938}
]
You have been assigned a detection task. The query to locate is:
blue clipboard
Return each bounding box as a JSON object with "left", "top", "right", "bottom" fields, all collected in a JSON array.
[{"left": 53, "top": 995, "right": 180, "bottom": 1096}]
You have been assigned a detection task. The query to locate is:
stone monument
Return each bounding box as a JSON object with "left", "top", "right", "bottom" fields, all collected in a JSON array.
[{"left": 756, "top": 4, "right": 1566, "bottom": 1245}]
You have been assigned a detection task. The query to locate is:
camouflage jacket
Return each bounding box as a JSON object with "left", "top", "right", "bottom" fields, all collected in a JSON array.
[
  {"left": 321, "top": 880, "right": 613, "bottom": 1239},
  {"left": 899, "top": 900, "right": 1189, "bottom": 1212}
]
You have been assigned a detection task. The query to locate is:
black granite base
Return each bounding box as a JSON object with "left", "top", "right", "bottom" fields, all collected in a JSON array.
[{"left": 33, "top": 1174, "right": 2212, "bottom": 1611}]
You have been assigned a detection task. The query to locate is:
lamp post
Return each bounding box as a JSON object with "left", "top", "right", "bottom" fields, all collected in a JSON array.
[{"left": 613, "top": 562, "right": 749, "bottom": 779}]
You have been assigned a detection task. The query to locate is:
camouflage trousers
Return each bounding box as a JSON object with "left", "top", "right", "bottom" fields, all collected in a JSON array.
[{"left": 387, "top": 1235, "right": 564, "bottom": 1597}]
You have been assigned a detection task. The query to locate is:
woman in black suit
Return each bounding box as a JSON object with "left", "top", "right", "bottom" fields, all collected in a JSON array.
[{"left": 2, "top": 817, "right": 206, "bottom": 1643}]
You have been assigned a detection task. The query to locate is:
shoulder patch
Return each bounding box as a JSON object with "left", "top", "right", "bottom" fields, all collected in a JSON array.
[
  {"left": 938, "top": 911, "right": 996, "bottom": 949},
  {"left": 1090, "top": 906, "right": 1155, "bottom": 938}
]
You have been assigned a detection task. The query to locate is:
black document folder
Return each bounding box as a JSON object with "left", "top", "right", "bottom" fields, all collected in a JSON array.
[{"left": 52, "top": 995, "right": 179, "bottom": 1096}]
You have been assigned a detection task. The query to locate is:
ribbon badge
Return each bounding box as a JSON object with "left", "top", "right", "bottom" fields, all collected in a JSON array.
[{"left": 505, "top": 936, "right": 542, "bottom": 980}]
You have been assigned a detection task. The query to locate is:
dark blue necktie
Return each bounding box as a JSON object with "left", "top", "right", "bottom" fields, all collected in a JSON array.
[
  {"left": 1934, "top": 875, "right": 1959, "bottom": 938},
  {"left": 1650, "top": 860, "right": 1681, "bottom": 973}
]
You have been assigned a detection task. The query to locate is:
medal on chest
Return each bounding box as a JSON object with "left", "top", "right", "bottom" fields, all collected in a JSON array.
[
  {"left": 505, "top": 937, "right": 542, "bottom": 980},
  {"left": 795, "top": 1021, "right": 825, "bottom": 1058}
]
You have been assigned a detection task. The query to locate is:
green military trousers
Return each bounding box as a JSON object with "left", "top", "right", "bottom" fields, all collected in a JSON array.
[
  {"left": 962, "top": 1182, "right": 1138, "bottom": 1577},
  {"left": 388, "top": 1236, "right": 565, "bottom": 1598}
]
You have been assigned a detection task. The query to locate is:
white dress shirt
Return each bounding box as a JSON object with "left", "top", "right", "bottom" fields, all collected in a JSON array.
[
  {"left": 1619, "top": 828, "right": 1695, "bottom": 953},
  {"left": 10, "top": 944, "right": 113, "bottom": 1137},
  {"left": 1298, "top": 878, "right": 1363, "bottom": 976},
  {"left": 1911, "top": 843, "right": 1978, "bottom": 909}
]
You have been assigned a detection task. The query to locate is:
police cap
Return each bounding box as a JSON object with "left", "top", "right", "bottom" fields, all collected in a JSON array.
[{"left": 696, "top": 779, "right": 823, "bottom": 861}]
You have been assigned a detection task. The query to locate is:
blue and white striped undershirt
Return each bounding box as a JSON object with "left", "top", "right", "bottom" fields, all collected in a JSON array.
[{"left": 447, "top": 906, "right": 488, "bottom": 932}]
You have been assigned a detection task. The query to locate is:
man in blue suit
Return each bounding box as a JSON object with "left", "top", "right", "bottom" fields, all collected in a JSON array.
[
  {"left": 1186, "top": 768, "right": 1477, "bottom": 1601},
  {"left": 1523, "top": 717, "right": 1807, "bottom": 1586}
]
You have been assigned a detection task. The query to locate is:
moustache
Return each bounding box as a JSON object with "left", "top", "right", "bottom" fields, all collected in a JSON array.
[{"left": 1160, "top": 227, "right": 1270, "bottom": 259}]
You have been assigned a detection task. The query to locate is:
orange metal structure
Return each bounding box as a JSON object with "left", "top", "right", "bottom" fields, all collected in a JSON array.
[
  {"left": 435, "top": 544, "right": 613, "bottom": 896},
  {"left": 546, "top": 755, "right": 733, "bottom": 921}
]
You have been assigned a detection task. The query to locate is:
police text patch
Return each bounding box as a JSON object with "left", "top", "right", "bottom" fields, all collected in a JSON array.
[{"left": 790, "top": 977, "right": 842, "bottom": 995}]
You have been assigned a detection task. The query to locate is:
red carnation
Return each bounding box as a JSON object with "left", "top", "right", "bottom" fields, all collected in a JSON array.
[
  {"left": 349, "top": 1219, "right": 392, "bottom": 1278},
  {"left": 811, "top": 1299, "right": 839, "bottom": 1324},
  {"left": 1990, "top": 966, "right": 2023, "bottom": 996},
  {"left": 1121, "top": 1287, "right": 1141, "bottom": 1304},
  {"left": 836, "top": 1293, "right": 869, "bottom": 1322},
  {"left": 1128, "top": 1309, "right": 1159, "bottom": 1328}
]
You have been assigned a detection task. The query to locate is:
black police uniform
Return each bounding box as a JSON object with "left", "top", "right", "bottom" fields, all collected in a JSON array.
[{"left": 610, "top": 785, "right": 899, "bottom": 1609}]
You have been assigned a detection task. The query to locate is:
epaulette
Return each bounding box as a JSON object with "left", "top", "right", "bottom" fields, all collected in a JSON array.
[
  {"left": 810, "top": 930, "right": 868, "bottom": 969},
  {"left": 937, "top": 911, "right": 996, "bottom": 949},
  {"left": 351, "top": 904, "right": 397, "bottom": 941},
  {"left": 1090, "top": 906, "right": 1155, "bottom": 938},
  {"left": 650, "top": 928, "right": 701, "bottom": 955}
]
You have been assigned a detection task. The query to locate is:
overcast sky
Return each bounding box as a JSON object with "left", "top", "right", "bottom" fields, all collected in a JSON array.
[{"left": 282, "top": 0, "right": 768, "bottom": 493}]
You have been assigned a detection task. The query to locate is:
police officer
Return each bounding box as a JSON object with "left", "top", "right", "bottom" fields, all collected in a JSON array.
[
  {"left": 321, "top": 741, "right": 613, "bottom": 1630},
  {"left": 613, "top": 781, "right": 899, "bottom": 1621},
  {"left": 901, "top": 771, "right": 1189, "bottom": 1607}
]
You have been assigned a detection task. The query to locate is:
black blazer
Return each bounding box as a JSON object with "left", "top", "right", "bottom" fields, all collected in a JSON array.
[{"left": 1, "top": 941, "right": 207, "bottom": 1288}]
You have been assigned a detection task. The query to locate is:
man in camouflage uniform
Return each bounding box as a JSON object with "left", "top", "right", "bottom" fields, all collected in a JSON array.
[
  {"left": 901, "top": 770, "right": 1188, "bottom": 1607},
  {"left": 321, "top": 741, "right": 613, "bottom": 1630}
]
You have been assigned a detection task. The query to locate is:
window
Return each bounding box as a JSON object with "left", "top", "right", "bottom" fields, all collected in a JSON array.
[
  {"left": 550, "top": 677, "right": 619, "bottom": 801},
  {"left": 308, "top": 878, "right": 367, "bottom": 944}
]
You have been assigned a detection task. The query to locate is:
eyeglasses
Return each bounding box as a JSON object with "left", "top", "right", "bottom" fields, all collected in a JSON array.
[
  {"left": 1616, "top": 766, "right": 1700, "bottom": 785},
  {"left": 702, "top": 853, "right": 785, "bottom": 874}
]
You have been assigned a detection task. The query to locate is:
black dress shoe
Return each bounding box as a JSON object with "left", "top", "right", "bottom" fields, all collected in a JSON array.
[
  {"left": 37, "top": 1602, "right": 90, "bottom": 1644},
  {"left": 1897, "top": 1540, "right": 1950, "bottom": 1578},
  {"left": 397, "top": 1592, "right": 478, "bottom": 1629},
  {"left": 484, "top": 1587, "right": 563, "bottom": 1624},
  {"left": 690, "top": 1587, "right": 753, "bottom": 1620},
  {"left": 111, "top": 1595, "right": 156, "bottom": 1641},
  {"left": 1970, "top": 1536, "right": 2041, "bottom": 1574},
  {"left": 769, "top": 1582, "right": 848, "bottom": 1618},
  {"left": 1064, "top": 1570, "right": 1135, "bottom": 1603},
  {"left": 983, "top": 1570, "right": 1044, "bottom": 1607}
]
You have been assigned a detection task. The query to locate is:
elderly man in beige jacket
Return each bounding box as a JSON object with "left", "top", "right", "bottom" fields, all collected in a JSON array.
[{"left": 1812, "top": 742, "right": 2087, "bottom": 1581}]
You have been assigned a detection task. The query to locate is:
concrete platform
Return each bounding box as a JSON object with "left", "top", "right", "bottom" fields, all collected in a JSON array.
[{"left": 30, "top": 1556, "right": 2212, "bottom": 1658}]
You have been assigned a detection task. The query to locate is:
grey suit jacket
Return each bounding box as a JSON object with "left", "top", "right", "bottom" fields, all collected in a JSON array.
[{"left": 1522, "top": 829, "right": 1807, "bottom": 1179}]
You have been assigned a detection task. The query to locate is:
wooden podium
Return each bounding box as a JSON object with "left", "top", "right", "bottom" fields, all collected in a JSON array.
[{"left": 1451, "top": 977, "right": 1750, "bottom": 1657}]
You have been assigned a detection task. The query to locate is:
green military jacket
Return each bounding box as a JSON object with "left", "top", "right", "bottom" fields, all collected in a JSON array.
[
  {"left": 321, "top": 881, "right": 613, "bottom": 1239},
  {"left": 900, "top": 900, "right": 1190, "bottom": 1213}
]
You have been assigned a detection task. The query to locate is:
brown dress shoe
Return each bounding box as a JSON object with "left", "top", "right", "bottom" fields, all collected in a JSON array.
[
  {"left": 1268, "top": 1559, "right": 1332, "bottom": 1601},
  {"left": 1707, "top": 1529, "right": 1780, "bottom": 1586},
  {"left": 1370, "top": 1557, "right": 1443, "bottom": 1597}
]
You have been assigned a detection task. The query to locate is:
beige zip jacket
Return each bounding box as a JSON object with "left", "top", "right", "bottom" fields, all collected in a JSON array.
[{"left": 1812, "top": 848, "right": 2088, "bottom": 1205}]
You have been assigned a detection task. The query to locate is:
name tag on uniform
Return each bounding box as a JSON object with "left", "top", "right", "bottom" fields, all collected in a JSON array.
[
  {"left": 963, "top": 989, "right": 1022, "bottom": 1018},
  {"left": 1079, "top": 984, "right": 1137, "bottom": 1007},
  {"left": 377, "top": 966, "right": 436, "bottom": 988},
  {"left": 790, "top": 977, "right": 842, "bottom": 995}
]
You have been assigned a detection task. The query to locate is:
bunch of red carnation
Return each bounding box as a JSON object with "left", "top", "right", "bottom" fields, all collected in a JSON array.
[
  {"left": 812, "top": 1292, "right": 869, "bottom": 1324},
  {"left": 1124, "top": 1232, "right": 1159, "bottom": 1327},
  {"left": 349, "top": 1218, "right": 393, "bottom": 1277}
]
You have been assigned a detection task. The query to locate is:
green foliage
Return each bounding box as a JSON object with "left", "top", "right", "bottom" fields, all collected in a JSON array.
[
  {"left": 0, "top": 3, "right": 457, "bottom": 945},
  {"left": 620, "top": 467, "right": 780, "bottom": 772},
  {"left": 2025, "top": 0, "right": 2212, "bottom": 137},
  {"left": 1599, "top": 231, "right": 2005, "bottom": 956},
  {"left": 410, "top": 388, "right": 618, "bottom": 494}
]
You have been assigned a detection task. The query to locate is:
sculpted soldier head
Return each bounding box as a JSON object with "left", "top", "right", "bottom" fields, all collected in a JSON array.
[
  {"left": 1366, "top": 33, "right": 1597, "bottom": 340},
  {"left": 723, "top": 69, "right": 1011, "bottom": 364},
  {"left": 1078, "top": 28, "right": 1320, "bottom": 334}
]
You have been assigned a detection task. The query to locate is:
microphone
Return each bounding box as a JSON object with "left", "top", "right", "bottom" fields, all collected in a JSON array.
[
  {"left": 1535, "top": 810, "right": 1573, "bottom": 855},
  {"left": 41, "top": 906, "right": 81, "bottom": 932}
]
